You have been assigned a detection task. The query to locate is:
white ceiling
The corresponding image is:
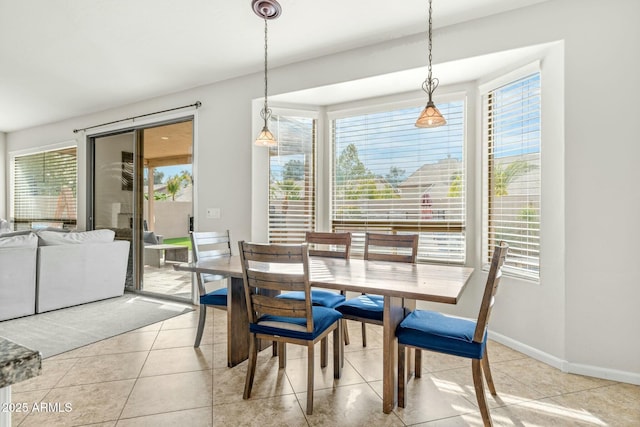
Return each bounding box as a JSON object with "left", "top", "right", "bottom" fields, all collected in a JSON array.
[{"left": 0, "top": 0, "right": 548, "bottom": 132}]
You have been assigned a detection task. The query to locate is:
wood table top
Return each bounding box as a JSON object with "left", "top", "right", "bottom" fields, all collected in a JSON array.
[{"left": 175, "top": 255, "right": 473, "bottom": 304}]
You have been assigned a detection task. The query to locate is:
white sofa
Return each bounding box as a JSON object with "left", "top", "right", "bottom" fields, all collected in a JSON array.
[
  {"left": 0, "top": 229, "right": 129, "bottom": 320},
  {"left": 35, "top": 230, "right": 130, "bottom": 313},
  {"left": 0, "top": 232, "right": 38, "bottom": 321}
]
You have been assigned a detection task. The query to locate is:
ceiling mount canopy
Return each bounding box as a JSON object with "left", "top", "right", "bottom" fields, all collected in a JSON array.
[
  {"left": 252, "top": 0, "right": 282, "bottom": 20},
  {"left": 252, "top": 0, "right": 281, "bottom": 147}
]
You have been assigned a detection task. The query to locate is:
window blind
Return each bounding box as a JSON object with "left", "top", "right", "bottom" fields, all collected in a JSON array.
[
  {"left": 268, "top": 115, "right": 316, "bottom": 244},
  {"left": 331, "top": 101, "right": 465, "bottom": 263},
  {"left": 484, "top": 73, "right": 541, "bottom": 279},
  {"left": 12, "top": 147, "right": 77, "bottom": 230}
]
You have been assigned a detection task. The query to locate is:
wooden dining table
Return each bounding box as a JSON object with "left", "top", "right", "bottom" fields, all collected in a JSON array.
[{"left": 175, "top": 255, "right": 473, "bottom": 414}]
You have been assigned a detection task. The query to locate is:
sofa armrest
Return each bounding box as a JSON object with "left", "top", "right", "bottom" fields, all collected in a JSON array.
[{"left": 0, "top": 247, "right": 37, "bottom": 321}]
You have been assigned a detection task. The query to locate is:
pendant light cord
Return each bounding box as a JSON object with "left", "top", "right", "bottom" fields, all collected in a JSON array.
[
  {"left": 261, "top": 16, "right": 272, "bottom": 125},
  {"left": 427, "top": 0, "right": 433, "bottom": 85},
  {"left": 422, "top": 0, "right": 439, "bottom": 103}
]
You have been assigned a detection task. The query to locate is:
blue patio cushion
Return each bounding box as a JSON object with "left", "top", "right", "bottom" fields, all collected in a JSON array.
[
  {"left": 200, "top": 287, "right": 227, "bottom": 306},
  {"left": 335, "top": 294, "right": 384, "bottom": 321},
  {"left": 277, "top": 290, "right": 346, "bottom": 308},
  {"left": 396, "top": 310, "right": 487, "bottom": 359},
  {"left": 250, "top": 306, "right": 342, "bottom": 341}
]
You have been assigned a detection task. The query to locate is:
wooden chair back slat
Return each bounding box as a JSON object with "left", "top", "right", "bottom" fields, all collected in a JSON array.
[
  {"left": 191, "top": 230, "right": 232, "bottom": 261},
  {"left": 239, "top": 241, "right": 313, "bottom": 332},
  {"left": 252, "top": 294, "right": 308, "bottom": 317},
  {"left": 305, "top": 231, "right": 351, "bottom": 259},
  {"left": 197, "top": 248, "right": 230, "bottom": 258},
  {"left": 242, "top": 250, "right": 304, "bottom": 264},
  {"left": 473, "top": 242, "right": 509, "bottom": 343},
  {"left": 247, "top": 271, "right": 306, "bottom": 292},
  {"left": 364, "top": 232, "right": 418, "bottom": 264},
  {"left": 194, "top": 231, "right": 232, "bottom": 245},
  {"left": 190, "top": 230, "right": 232, "bottom": 296}
]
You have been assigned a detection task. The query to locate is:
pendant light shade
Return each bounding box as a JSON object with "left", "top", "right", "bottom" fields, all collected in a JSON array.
[
  {"left": 255, "top": 126, "right": 277, "bottom": 147},
  {"left": 253, "top": 0, "right": 281, "bottom": 147},
  {"left": 415, "top": 0, "right": 446, "bottom": 128},
  {"left": 416, "top": 101, "right": 447, "bottom": 128}
]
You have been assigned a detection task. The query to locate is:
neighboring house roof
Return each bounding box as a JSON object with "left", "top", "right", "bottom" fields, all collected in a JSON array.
[
  {"left": 397, "top": 158, "right": 463, "bottom": 200},
  {"left": 398, "top": 157, "right": 462, "bottom": 190}
]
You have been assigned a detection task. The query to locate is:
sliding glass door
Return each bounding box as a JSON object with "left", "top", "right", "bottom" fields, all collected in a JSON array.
[{"left": 89, "top": 120, "right": 194, "bottom": 302}]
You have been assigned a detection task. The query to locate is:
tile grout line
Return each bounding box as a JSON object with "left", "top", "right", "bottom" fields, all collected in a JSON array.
[{"left": 113, "top": 320, "right": 163, "bottom": 424}]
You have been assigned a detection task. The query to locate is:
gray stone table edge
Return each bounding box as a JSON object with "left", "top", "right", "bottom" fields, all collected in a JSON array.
[{"left": 0, "top": 336, "right": 41, "bottom": 389}]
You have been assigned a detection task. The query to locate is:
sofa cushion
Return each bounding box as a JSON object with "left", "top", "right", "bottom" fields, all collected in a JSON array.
[
  {"left": 0, "top": 218, "right": 9, "bottom": 233},
  {"left": 0, "top": 230, "right": 32, "bottom": 238},
  {"left": 0, "top": 232, "right": 38, "bottom": 248},
  {"left": 143, "top": 231, "right": 159, "bottom": 245},
  {"left": 36, "top": 226, "right": 69, "bottom": 232},
  {"left": 37, "top": 229, "right": 115, "bottom": 246}
]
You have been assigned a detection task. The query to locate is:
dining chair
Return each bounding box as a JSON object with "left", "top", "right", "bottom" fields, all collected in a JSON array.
[
  {"left": 238, "top": 241, "right": 342, "bottom": 415},
  {"left": 336, "top": 232, "right": 418, "bottom": 347},
  {"left": 190, "top": 230, "right": 231, "bottom": 347},
  {"left": 396, "top": 241, "right": 509, "bottom": 426},
  {"left": 277, "top": 231, "right": 352, "bottom": 345}
]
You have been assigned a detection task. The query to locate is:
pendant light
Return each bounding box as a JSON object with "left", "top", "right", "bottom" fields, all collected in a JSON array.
[
  {"left": 253, "top": 0, "right": 281, "bottom": 147},
  {"left": 415, "top": 0, "right": 446, "bottom": 128}
]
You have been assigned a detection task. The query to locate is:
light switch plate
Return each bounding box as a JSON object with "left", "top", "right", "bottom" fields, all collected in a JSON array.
[{"left": 206, "top": 208, "right": 221, "bottom": 219}]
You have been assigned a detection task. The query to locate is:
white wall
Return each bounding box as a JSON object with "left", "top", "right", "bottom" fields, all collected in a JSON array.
[
  {"left": 0, "top": 132, "right": 5, "bottom": 219},
  {"left": 4, "top": 0, "right": 639, "bottom": 383},
  {"left": 153, "top": 201, "right": 192, "bottom": 239}
]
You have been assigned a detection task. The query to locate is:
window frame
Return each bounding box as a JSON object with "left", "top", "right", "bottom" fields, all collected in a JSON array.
[
  {"left": 9, "top": 141, "right": 78, "bottom": 231},
  {"left": 480, "top": 62, "right": 542, "bottom": 281}
]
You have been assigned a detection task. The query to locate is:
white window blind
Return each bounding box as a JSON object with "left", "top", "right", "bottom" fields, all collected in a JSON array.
[
  {"left": 268, "top": 115, "right": 316, "bottom": 244},
  {"left": 483, "top": 72, "right": 541, "bottom": 279},
  {"left": 331, "top": 101, "right": 465, "bottom": 263},
  {"left": 12, "top": 147, "right": 77, "bottom": 231}
]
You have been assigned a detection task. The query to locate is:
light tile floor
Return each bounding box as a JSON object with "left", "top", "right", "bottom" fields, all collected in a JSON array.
[
  {"left": 142, "top": 261, "right": 192, "bottom": 300},
  {"left": 10, "top": 308, "right": 640, "bottom": 426}
]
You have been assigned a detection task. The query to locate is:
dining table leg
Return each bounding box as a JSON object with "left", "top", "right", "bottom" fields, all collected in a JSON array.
[
  {"left": 227, "top": 276, "right": 250, "bottom": 367},
  {"left": 382, "top": 295, "right": 406, "bottom": 413},
  {"left": 226, "top": 276, "right": 274, "bottom": 367}
]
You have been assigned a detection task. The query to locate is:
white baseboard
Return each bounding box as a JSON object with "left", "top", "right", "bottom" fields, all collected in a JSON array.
[
  {"left": 488, "top": 331, "right": 640, "bottom": 386},
  {"left": 567, "top": 362, "right": 640, "bottom": 385}
]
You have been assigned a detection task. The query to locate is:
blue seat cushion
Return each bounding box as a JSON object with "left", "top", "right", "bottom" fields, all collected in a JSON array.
[
  {"left": 250, "top": 306, "right": 342, "bottom": 341},
  {"left": 277, "top": 290, "right": 346, "bottom": 308},
  {"left": 335, "top": 294, "right": 384, "bottom": 321},
  {"left": 396, "top": 310, "right": 487, "bottom": 359},
  {"left": 200, "top": 287, "right": 227, "bottom": 306}
]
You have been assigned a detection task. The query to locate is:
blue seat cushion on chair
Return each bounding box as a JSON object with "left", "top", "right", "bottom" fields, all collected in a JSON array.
[
  {"left": 396, "top": 310, "right": 487, "bottom": 359},
  {"left": 277, "top": 290, "right": 346, "bottom": 308},
  {"left": 200, "top": 287, "right": 227, "bottom": 306},
  {"left": 335, "top": 294, "right": 384, "bottom": 321},
  {"left": 250, "top": 306, "right": 342, "bottom": 341}
]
